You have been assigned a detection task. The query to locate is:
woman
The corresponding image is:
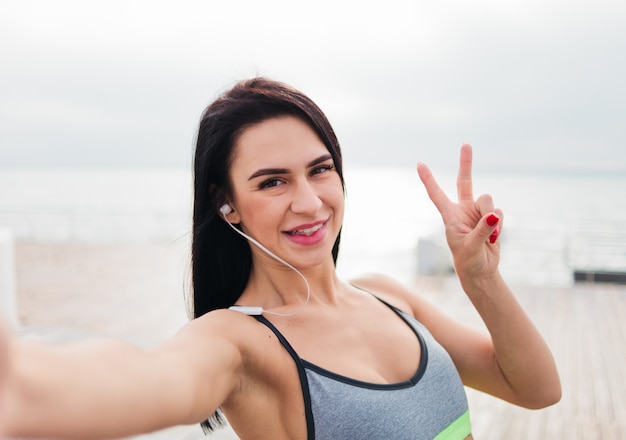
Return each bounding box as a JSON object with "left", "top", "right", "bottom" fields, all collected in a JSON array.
[{"left": 0, "top": 78, "right": 561, "bottom": 439}]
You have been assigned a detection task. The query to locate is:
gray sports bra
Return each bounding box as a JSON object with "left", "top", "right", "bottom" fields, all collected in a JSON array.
[{"left": 253, "top": 298, "right": 471, "bottom": 439}]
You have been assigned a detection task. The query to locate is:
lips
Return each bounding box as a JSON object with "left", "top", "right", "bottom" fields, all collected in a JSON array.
[
  {"left": 286, "top": 222, "right": 325, "bottom": 236},
  {"left": 283, "top": 219, "right": 330, "bottom": 243}
]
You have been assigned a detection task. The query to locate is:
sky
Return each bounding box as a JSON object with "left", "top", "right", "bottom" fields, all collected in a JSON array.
[{"left": 1, "top": 0, "right": 625, "bottom": 173}]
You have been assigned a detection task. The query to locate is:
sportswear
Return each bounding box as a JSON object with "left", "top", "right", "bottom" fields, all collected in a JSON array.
[{"left": 253, "top": 299, "right": 471, "bottom": 439}]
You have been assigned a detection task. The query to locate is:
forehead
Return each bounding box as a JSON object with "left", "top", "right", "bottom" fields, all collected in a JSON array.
[{"left": 231, "top": 115, "right": 328, "bottom": 171}]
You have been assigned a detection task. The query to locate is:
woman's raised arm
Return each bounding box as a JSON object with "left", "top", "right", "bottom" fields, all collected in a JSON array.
[
  {"left": 0, "top": 310, "right": 242, "bottom": 439},
  {"left": 415, "top": 144, "right": 561, "bottom": 409}
]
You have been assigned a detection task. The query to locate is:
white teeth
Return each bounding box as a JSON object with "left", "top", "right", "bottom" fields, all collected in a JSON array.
[{"left": 290, "top": 223, "right": 323, "bottom": 236}]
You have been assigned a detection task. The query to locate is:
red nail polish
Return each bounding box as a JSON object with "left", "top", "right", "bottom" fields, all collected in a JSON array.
[
  {"left": 489, "top": 229, "right": 499, "bottom": 244},
  {"left": 486, "top": 214, "right": 500, "bottom": 226}
]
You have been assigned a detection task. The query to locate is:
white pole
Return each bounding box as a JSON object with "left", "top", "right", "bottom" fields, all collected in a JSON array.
[{"left": 0, "top": 226, "right": 18, "bottom": 329}]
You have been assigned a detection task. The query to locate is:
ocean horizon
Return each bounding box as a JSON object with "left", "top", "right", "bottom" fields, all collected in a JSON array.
[{"left": 1, "top": 167, "right": 625, "bottom": 289}]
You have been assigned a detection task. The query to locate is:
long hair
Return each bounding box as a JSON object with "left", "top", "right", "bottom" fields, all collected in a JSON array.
[{"left": 191, "top": 78, "right": 345, "bottom": 431}]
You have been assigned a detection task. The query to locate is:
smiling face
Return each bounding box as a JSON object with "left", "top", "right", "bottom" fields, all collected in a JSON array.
[{"left": 226, "top": 115, "right": 345, "bottom": 270}]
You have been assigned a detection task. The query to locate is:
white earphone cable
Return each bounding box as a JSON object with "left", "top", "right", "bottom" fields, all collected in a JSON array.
[{"left": 222, "top": 213, "right": 311, "bottom": 317}]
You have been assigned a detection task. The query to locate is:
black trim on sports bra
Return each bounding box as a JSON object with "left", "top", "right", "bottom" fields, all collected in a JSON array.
[
  {"left": 253, "top": 294, "right": 429, "bottom": 439},
  {"left": 254, "top": 315, "right": 315, "bottom": 440},
  {"left": 299, "top": 303, "right": 428, "bottom": 390}
]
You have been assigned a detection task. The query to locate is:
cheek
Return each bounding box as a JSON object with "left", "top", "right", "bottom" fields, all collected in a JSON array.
[
  {"left": 327, "top": 182, "right": 346, "bottom": 220},
  {"left": 237, "top": 195, "right": 284, "bottom": 235},
  {"left": 334, "top": 195, "right": 346, "bottom": 223},
  {"left": 331, "top": 175, "right": 346, "bottom": 202}
]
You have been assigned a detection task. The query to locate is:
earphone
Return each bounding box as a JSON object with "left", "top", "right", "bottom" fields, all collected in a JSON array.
[
  {"left": 219, "top": 204, "right": 233, "bottom": 216},
  {"left": 219, "top": 204, "right": 311, "bottom": 317}
]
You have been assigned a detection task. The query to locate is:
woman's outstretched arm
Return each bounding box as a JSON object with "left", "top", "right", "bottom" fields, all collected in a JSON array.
[{"left": 0, "top": 311, "right": 242, "bottom": 439}]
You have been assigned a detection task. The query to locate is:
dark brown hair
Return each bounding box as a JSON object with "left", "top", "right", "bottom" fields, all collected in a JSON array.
[{"left": 191, "top": 78, "right": 345, "bottom": 431}]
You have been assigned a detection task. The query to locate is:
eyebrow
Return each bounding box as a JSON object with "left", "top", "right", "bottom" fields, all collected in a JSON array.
[{"left": 247, "top": 154, "right": 333, "bottom": 181}]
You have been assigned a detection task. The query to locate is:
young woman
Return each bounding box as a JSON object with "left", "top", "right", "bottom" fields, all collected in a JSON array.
[{"left": 0, "top": 78, "right": 561, "bottom": 440}]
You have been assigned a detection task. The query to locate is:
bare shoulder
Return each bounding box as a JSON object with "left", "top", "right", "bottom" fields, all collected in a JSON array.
[
  {"left": 154, "top": 308, "right": 287, "bottom": 421},
  {"left": 176, "top": 310, "right": 307, "bottom": 437},
  {"left": 175, "top": 308, "right": 292, "bottom": 378},
  {"left": 172, "top": 308, "right": 269, "bottom": 359},
  {"left": 157, "top": 309, "right": 273, "bottom": 394},
  {"left": 349, "top": 273, "right": 429, "bottom": 317},
  {"left": 179, "top": 308, "right": 255, "bottom": 335},
  {"left": 349, "top": 272, "right": 409, "bottom": 295}
]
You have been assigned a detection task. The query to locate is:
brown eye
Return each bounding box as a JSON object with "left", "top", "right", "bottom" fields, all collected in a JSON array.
[
  {"left": 259, "top": 178, "right": 284, "bottom": 189},
  {"left": 311, "top": 164, "right": 334, "bottom": 176}
]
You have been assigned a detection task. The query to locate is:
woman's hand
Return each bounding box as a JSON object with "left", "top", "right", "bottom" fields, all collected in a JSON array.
[{"left": 417, "top": 144, "right": 503, "bottom": 285}]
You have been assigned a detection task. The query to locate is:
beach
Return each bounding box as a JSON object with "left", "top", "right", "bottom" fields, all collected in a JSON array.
[{"left": 11, "top": 239, "right": 626, "bottom": 439}]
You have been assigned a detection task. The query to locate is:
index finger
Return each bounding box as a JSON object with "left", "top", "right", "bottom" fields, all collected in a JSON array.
[
  {"left": 457, "top": 143, "right": 474, "bottom": 203},
  {"left": 417, "top": 161, "right": 452, "bottom": 215}
]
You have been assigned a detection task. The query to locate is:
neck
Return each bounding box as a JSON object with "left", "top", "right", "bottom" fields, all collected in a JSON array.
[{"left": 241, "top": 257, "right": 340, "bottom": 312}]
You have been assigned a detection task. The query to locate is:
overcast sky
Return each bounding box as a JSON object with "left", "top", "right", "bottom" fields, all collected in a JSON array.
[{"left": 1, "top": 0, "right": 625, "bottom": 173}]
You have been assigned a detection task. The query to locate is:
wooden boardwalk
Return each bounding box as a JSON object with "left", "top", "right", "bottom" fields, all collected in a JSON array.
[
  {"left": 428, "top": 280, "right": 626, "bottom": 439},
  {"left": 13, "top": 241, "right": 626, "bottom": 439}
]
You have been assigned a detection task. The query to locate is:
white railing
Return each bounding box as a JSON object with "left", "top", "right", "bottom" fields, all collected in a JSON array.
[{"left": 415, "top": 218, "right": 626, "bottom": 287}]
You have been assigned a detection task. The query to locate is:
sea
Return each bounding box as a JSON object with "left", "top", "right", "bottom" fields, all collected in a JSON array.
[{"left": 1, "top": 167, "right": 625, "bottom": 289}]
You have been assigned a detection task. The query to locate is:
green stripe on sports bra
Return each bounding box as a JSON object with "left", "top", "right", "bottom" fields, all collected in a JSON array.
[{"left": 433, "top": 409, "right": 472, "bottom": 440}]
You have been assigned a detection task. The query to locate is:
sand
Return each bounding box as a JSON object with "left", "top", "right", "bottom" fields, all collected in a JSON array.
[{"left": 15, "top": 240, "right": 191, "bottom": 344}]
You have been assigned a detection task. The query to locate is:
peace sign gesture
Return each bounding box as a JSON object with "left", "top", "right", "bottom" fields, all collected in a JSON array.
[{"left": 417, "top": 144, "right": 503, "bottom": 285}]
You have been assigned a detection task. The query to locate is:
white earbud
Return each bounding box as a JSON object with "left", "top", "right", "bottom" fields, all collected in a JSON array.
[{"left": 220, "top": 204, "right": 233, "bottom": 216}]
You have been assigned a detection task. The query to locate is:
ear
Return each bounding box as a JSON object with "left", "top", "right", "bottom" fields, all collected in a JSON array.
[
  {"left": 219, "top": 203, "right": 241, "bottom": 224},
  {"left": 210, "top": 184, "right": 241, "bottom": 224}
]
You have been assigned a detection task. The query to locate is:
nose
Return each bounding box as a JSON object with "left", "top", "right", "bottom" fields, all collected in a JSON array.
[{"left": 290, "top": 179, "right": 323, "bottom": 214}]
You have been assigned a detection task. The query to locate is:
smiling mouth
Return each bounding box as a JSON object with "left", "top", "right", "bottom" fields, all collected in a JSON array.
[{"left": 286, "top": 223, "right": 324, "bottom": 236}]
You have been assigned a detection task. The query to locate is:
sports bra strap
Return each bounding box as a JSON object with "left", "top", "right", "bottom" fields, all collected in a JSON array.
[{"left": 254, "top": 315, "right": 315, "bottom": 439}]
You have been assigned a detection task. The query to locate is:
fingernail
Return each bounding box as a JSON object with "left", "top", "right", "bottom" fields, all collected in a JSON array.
[
  {"left": 489, "top": 229, "right": 499, "bottom": 244},
  {"left": 486, "top": 214, "right": 500, "bottom": 227}
]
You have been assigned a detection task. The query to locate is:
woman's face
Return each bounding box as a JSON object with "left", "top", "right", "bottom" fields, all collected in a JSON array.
[{"left": 227, "top": 115, "right": 344, "bottom": 269}]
